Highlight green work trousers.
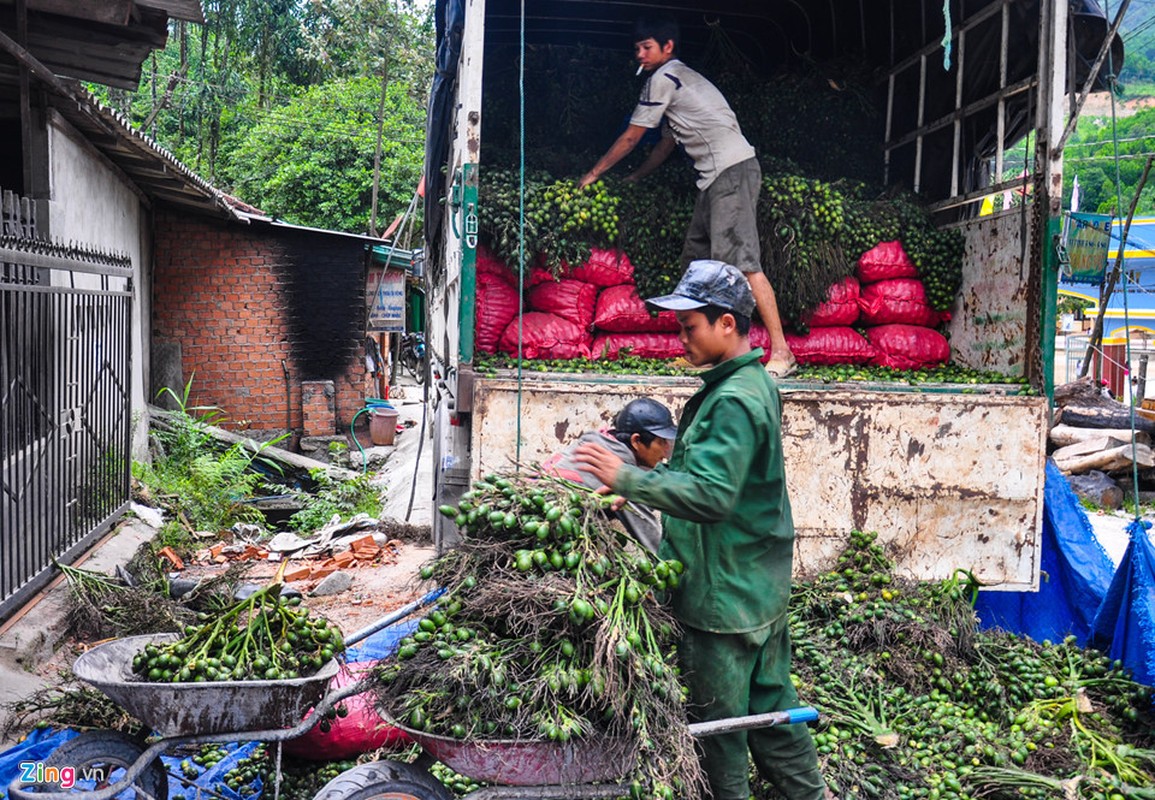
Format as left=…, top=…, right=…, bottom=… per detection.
left=678, top=615, right=827, bottom=800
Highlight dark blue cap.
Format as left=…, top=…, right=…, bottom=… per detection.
left=614, top=398, right=678, bottom=439
left=646, top=260, right=755, bottom=318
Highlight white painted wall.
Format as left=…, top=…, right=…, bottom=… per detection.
left=46, top=118, right=151, bottom=460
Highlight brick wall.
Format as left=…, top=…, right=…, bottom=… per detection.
left=152, top=208, right=369, bottom=436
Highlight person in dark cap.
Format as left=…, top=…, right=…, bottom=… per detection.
left=540, top=397, right=676, bottom=554
left=574, top=259, right=828, bottom=800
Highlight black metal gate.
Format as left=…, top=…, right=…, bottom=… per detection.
left=0, top=230, right=133, bottom=621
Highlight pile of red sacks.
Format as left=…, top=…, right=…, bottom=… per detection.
left=474, top=241, right=952, bottom=370
left=784, top=241, right=952, bottom=370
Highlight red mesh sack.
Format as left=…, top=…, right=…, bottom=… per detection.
left=499, top=313, right=591, bottom=360
left=857, top=240, right=918, bottom=283
left=283, top=660, right=410, bottom=760
left=528, top=264, right=564, bottom=286
left=749, top=324, right=775, bottom=364
left=570, top=248, right=634, bottom=287
left=476, top=271, right=522, bottom=355
left=527, top=279, right=598, bottom=329
left=866, top=324, right=950, bottom=370
left=803, top=277, right=861, bottom=327
left=785, top=327, right=877, bottom=366
left=476, top=245, right=517, bottom=286
left=591, top=332, right=684, bottom=360
left=593, top=285, right=681, bottom=333
left=858, top=278, right=943, bottom=327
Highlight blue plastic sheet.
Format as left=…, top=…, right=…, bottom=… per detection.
left=0, top=728, right=78, bottom=800
left=1090, top=518, right=1155, bottom=687
left=976, top=461, right=1117, bottom=645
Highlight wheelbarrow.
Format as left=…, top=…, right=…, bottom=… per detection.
left=308, top=707, right=820, bottom=800
left=6, top=592, right=442, bottom=800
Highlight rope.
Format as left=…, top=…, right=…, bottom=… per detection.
left=514, top=0, right=527, bottom=471
left=1080, top=341, right=1133, bottom=373
left=941, top=0, right=953, bottom=70
left=1103, top=0, right=1142, bottom=517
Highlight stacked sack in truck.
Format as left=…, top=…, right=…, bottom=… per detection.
left=771, top=240, right=951, bottom=370
left=478, top=247, right=688, bottom=362
left=853, top=241, right=951, bottom=370
left=475, top=241, right=952, bottom=369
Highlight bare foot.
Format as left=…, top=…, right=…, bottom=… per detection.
left=765, top=353, right=797, bottom=378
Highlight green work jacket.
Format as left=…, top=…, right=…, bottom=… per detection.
left=614, top=349, right=795, bottom=634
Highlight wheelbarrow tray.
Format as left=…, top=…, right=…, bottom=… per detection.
left=73, top=633, right=340, bottom=738
left=391, top=720, right=635, bottom=786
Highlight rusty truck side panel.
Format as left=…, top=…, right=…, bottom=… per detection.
left=470, top=375, right=1046, bottom=589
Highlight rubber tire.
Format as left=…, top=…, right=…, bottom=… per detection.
left=41, top=731, right=168, bottom=800
left=312, top=761, right=451, bottom=800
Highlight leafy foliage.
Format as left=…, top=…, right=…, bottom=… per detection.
left=280, top=469, right=382, bottom=532
left=224, top=77, right=424, bottom=232
left=1064, top=109, right=1155, bottom=215
left=133, top=380, right=283, bottom=534
left=86, top=0, right=433, bottom=233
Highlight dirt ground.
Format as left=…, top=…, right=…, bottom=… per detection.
left=177, top=536, right=438, bottom=638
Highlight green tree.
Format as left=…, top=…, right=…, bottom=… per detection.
left=224, top=77, right=424, bottom=232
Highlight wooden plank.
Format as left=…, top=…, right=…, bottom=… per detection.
left=28, top=0, right=133, bottom=25
left=148, top=405, right=360, bottom=482
left=1054, top=443, right=1155, bottom=475
left=1049, top=424, right=1151, bottom=447
left=1057, top=406, right=1155, bottom=433
left=1050, top=436, right=1127, bottom=462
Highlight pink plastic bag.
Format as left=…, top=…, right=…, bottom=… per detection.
left=803, top=277, right=861, bottom=327
left=866, top=324, right=951, bottom=370
left=476, top=271, right=523, bottom=355
left=858, top=278, right=943, bottom=327
left=857, top=240, right=918, bottom=283
left=591, top=332, right=684, bottom=360
left=785, top=327, right=877, bottom=365
left=593, top=285, right=681, bottom=333
left=528, top=278, right=598, bottom=330
left=499, top=313, right=592, bottom=360
left=283, top=660, right=410, bottom=761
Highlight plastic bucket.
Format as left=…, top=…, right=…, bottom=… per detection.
left=369, top=407, right=399, bottom=446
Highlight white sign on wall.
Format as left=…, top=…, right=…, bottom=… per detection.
left=367, top=269, right=406, bottom=333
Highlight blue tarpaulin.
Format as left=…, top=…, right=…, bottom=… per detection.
left=976, top=461, right=1117, bottom=645
left=1091, top=518, right=1155, bottom=687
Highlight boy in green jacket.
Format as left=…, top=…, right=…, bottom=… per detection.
left=574, top=259, right=827, bottom=800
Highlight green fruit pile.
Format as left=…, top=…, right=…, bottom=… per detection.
left=176, top=745, right=359, bottom=800
left=776, top=531, right=1154, bottom=800
left=478, top=164, right=966, bottom=323
left=375, top=472, right=701, bottom=800
left=478, top=169, right=619, bottom=275
left=130, top=582, right=343, bottom=683
left=612, top=174, right=698, bottom=299
left=758, top=172, right=851, bottom=329
left=472, top=353, right=1037, bottom=394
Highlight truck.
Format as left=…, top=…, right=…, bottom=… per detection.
left=420, top=0, right=1121, bottom=589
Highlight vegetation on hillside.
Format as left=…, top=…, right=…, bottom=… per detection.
left=87, top=0, right=433, bottom=236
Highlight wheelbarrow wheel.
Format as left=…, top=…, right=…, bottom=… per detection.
left=312, top=761, right=451, bottom=800
left=41, top=731, right=168, bottom=800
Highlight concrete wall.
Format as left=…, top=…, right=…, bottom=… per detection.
left=46, top=115, right=151, bottom=459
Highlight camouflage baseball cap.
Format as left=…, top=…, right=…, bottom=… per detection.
left=646, top=260, right=755, bottom=318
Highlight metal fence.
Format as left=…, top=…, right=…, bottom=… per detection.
left=0, top=233, right=133, bottom=621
